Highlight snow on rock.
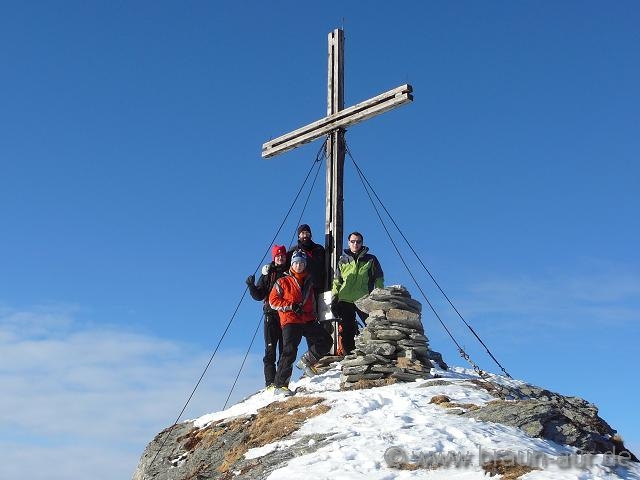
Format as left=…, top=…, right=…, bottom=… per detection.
left=132, top=363, right=640, bottom=480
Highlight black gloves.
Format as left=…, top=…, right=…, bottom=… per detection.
left=292, top=303, right=303, bottom=315
left=245, top=274, right=255, bottom=286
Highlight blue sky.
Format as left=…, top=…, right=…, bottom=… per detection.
left=1, top=2, right=638, bottom=478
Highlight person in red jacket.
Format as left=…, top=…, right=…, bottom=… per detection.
left=269, top=249, right=331, bottom=396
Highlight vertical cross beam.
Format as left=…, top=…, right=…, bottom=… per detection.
left=325, top=29, right=345, bottom=291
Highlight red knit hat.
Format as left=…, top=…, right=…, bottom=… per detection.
left=272, top=244, right=287, bottom=260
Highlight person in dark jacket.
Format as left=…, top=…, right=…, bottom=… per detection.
left=246, top=244, right=288, bottom=387
left=331, top=231, right=384, bottom=355
left=287, top=224, right=326, bottom=291
left=269, top=250, right=331, bottom=396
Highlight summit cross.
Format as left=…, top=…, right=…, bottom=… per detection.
left=262, top=28, right=413, bottom=290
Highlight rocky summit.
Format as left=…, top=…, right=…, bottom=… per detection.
left=132, top=287, right=638, bottom=480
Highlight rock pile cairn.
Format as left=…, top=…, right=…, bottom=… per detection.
left=341, top=285, right=440, bottom=388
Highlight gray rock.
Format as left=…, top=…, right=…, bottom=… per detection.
left=369, top=365, right=400, bottom=374
left=390, top=371, right=428, bottom=382
left=379, top=323, right=422, bottom=336
left=372, top=353, right=393, bottom=363
left=366, top=309, right=387, bottom=319
left=364, top=317, right=391, bottom=329
left=341, top=354, right=379, bottom=367
left=403, top=349, right=415, bottom=360
left=446, top=407, right=466, bottom=415
left=419, top=379, right=454, bottom=388
left=386, top=309, right=424, bottom=330
left=354, top=341, right=396, bottom=356
left=342, top=365, right=372, bottom=375
left=463, top=389, right=638, bottom=460
left=397, top=339, right=428, bottom=349
left=357, top=328, right=373, bottom=343
left=372, top=329, right=407, bottom=341
left=368, top=285, right=412, bottom=299
left=355, top=296, right=422, bottom=315
left=342, top=373, right=386, bottom=382
left=403, top=367, right=429, bottom=376
left=414, top=354, right=434, bottom=368
left=427, top=349, right=448, bottom=370
left=132, top=422, right=194, bottom=480
left=409, top=332, right=429, bottom=343
left=361, top=343, right=396, bottom=356
left=397, top=345, right=429, bottom=358
left=133, top=417, right=335, bottom=480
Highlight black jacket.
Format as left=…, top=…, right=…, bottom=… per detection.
left=287, top=240, right=326, bottom=291
left=249, top=262, right=287, bottom=313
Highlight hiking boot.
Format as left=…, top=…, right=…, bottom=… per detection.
left=296, top=360, right=318, bottom=377
left=265, top=384, right=275, bottom=392
left=296, top=351, right=319, bottom=377
left=272, top=386, right=293, bottom=397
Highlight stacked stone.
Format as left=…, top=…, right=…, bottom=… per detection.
left=340, top=285, right=435, bottom=388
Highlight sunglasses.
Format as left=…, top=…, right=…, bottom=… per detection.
left=349, top=239, right=362, bottom=244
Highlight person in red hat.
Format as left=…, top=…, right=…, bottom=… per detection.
left=268, top=249, right=331, bottom=396
left=246, top=244, right=288, bottom=388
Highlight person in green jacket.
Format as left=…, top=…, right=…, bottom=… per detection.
left=331, top=231, right=384, bottom=355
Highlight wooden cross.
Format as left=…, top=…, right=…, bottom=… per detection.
left=262, top=29, right=412, bottom=290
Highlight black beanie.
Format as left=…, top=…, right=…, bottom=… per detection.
left=298, top=224, right=311, bottom=235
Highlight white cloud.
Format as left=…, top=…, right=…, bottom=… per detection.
left=0, top=304, right=263, bottom=480
left=455, top=264, right=640, bottom=333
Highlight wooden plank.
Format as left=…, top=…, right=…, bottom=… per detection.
left=265, top=84, right=411, bottom=152
left=262, top=84, right=413, bottom=158
left=327, top=29, right=344, bottom=116
left=326, top=28, right=345, bottom=355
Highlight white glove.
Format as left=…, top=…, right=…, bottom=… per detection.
left=261, top=264, right=271, bottom=275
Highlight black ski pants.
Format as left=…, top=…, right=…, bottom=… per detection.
left=337, top=301, right=368, bottom=355
left=274, top=321, right=332, bottom=388
left=263, top=311, right=283, bottom=387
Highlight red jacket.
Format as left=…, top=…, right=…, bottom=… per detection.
left=269, top=269, right=316, bottom=327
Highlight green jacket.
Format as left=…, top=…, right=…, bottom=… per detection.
left=332, top=246, right=384, bottom=303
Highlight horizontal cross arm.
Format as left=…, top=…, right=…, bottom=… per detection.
left=262, top=84, right=413, bottom=159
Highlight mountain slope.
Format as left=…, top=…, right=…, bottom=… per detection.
left=133, top=363, right=640, bottom=480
